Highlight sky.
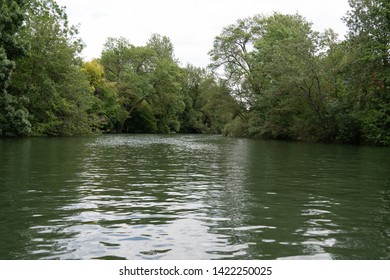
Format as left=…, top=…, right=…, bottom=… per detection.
left=55, top=0, right=351, bottom=67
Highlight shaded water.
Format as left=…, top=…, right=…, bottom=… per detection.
left=0, top=135, right=389, bottom=259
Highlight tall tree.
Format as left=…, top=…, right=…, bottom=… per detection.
left=101, top=35, right=185, bottom=133
left=147, top=33, right=175, bottom=61
left=211, top=13, right=339, bottom=141
left=0, top=0, right=31, bottom=136
left=9, top=0, right=98, bottom=136
left=101, top=37, right=158, bottom=132
left=342, top=0, right=390, bottom=145
left=209, top=16, right=264, bottom=106
left=252, top=13, right=338, bottom=141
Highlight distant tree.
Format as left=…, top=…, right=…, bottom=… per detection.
left=147, top=33, right=175, bottom=61
left=101, top=35, right=185, bottom=133
left=180, top=65, right=238, bottom=134
left=82, top=59, right=125, bottom=132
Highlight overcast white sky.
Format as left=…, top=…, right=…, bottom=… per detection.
left=55, top=0, right=351, bottom=67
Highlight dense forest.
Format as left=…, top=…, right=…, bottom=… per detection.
left=0, top=0, right=388, bottom=145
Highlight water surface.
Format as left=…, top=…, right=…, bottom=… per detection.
left=0, top=135, right=389, bottom=259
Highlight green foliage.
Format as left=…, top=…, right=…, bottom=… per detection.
left=341, top=0, right=390, bottom=145
left=82, top=59, right=125, bottom=132
left=0, top=92, right=31, bottom=136
left=0, top=0, right=31, bottom=136
left=0, top=47, right=14, bottom=95
left=254, top=13, right=339, bottom=142
left=0, top=0, right=236, bottom=138
left=124, top=100, right=157, bottom=133
left=100, top=36, right=186, bottom=134
left=211, top=7, right=389, bottom=146
left=209, top=16, right=264, bottom=105
left=8, top=0, right=98, bottom=136
left=147, top=33, right=175, bottom=61
left=1, top=0, right=387, bottom=145
left=0, top=0, right=26, bottom=60
left=180, top=65, right=238, bottom=134
left=223, top=117, right=249, bottom=138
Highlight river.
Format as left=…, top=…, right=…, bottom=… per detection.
left=0, top=134, right=389, bottom=259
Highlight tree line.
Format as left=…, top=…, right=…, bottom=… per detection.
left=0, top=0, right=388, bottom=145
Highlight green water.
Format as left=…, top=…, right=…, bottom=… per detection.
left=0, top=135, right=389, bottom=260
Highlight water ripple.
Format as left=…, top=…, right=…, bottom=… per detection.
left=1, top=135, right=389, bottom=259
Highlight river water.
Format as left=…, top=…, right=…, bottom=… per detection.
left=0, top=134, right=388, bottom=259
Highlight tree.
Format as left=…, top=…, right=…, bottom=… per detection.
left=209, top=16, right=264, bottom=107
left=0, top=0, right=31, bottom=136
left=252, top=13, right=340, bottom=141
left=101, top=37, right=157, bottom=132
left=101, top=35, right=185, bottom=133
left=147, top=33, right=175, bottom=61
left=8, top=0, right=99, bottom=136
left=345, top=0, right=389, bottom=70
left=0, top=0, right=26, bottom=61
left=146, top=34, right=185, bottom=132
left=342, top=0, right=390, bottom=145
left=180, top=65, right=239, bottom=134
left=210, top=13, right=340, bottom=141
left=82, top=59, right=125, bottom=132
left=180, top=65, right=208, bottom=133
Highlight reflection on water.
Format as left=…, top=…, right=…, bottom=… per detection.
left=0, top=135, right=389, bottom=259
